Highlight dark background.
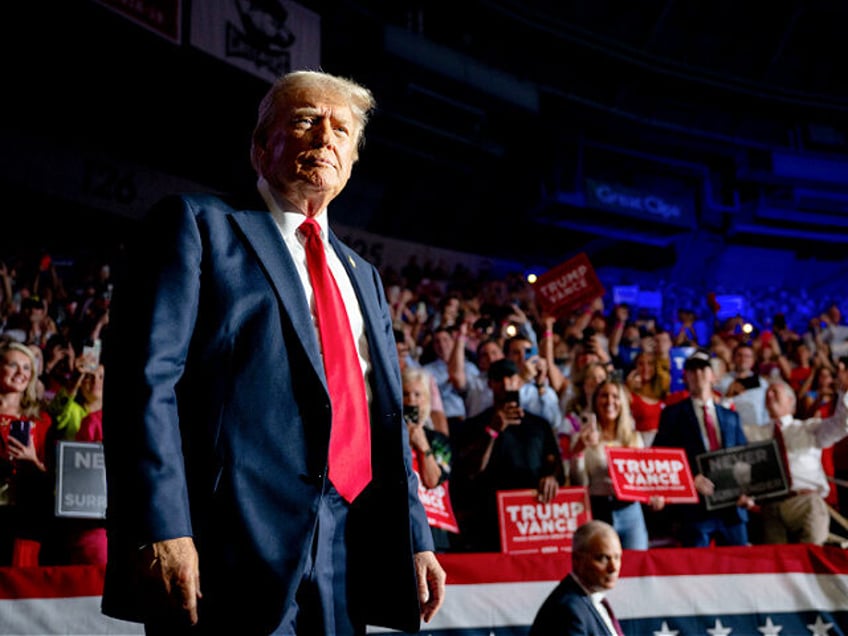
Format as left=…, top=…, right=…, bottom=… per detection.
left=2, top=1, right=847, bottom=296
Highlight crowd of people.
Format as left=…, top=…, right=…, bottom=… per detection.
left=386, top=258, right=848, bottom=552
left=0, top=250, right=111, bottom=566
left=0, top=241, right=846, bottom=566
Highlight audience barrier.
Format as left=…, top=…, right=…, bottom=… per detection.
left=1, top=545, right=846, bottom=634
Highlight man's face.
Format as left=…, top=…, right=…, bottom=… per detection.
left=259, top=88, right=358, bottom=208
left=491, top=373, right=521, bottom=402
left=766, top=383, right=794, bottom=419
left=432, top=331, right=453, bottom=362
left=685, top=365, right=714, bottom=395
left=506, top=338, right=533, bottom=368
left=574, top=531, right=622, bottom=593
left=734, top=347, right=755, bottom=372
left=477, top=341, right=504, bottom=372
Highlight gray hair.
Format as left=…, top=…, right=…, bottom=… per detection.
left=250, top=70, right=376, bottom=173
left=572, top=520, right=618, bottom=555
left=768, top=378, right=797, bottom=412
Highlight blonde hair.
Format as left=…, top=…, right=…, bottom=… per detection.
left=0, top=341, right=42, bottom=418
left=250, top=70, right=376, bottom=172
left=401, top=367, right=433, bottom=425
left=592, top=379, right=640, bottom=448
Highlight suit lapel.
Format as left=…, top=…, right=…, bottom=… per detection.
left=229, top=210, right=326, bottom=384
left=685, top=400, right=708, bottom=453
left=328, top=230, right=384, bottom=359
left=568, top=576, right=611, bottom=635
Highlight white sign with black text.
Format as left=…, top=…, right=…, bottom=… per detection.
left=55, top=441, right=107, bottom=519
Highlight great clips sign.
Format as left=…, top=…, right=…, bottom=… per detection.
left=585, top=179, right=693, bottom=228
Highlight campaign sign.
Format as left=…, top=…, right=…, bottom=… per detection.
left=533, top=253, right=605, bottom=317
left=497, top=488, right=591, bottom=555
left=607, top=447, right=698, bottom=503
left=669, top=346, right=695, bottom=393
left=696, top=440, right=790, bottom=510
left=416, top=476, right=460, bottom=533
left=55, top=441, right=107, bottom=519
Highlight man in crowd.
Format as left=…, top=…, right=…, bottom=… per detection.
left=653, top=349, right=750, bottom=546
left=424, top=325, right=480, bottom=429
left=453, top=359, right=564, bottom=551
left=103, top=70, right=444, bottom=634
left=744, top=379, right=848, bottom=544
left=529, top=521, right=625, bottom=636
left=504, top=334, right=564, bottom=433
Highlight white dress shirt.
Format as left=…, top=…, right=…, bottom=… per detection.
left=745, top=391, right=848, bottom=497
left=691, top=397, right=723, bottom=449
left=258, top=178, right=372, bottom=398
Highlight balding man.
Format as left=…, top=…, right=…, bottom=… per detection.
left=744, top=379, right=848, bottom=544
left=530, top=521, right=625, bottom=636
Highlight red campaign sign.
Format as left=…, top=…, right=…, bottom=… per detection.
left=416, top=475, right=460, bottom=534
left=497, top=488, right=591, bottom=555
left=533, top=253, right=605, bottom=317
left=606, top=447, right=698, bottom=503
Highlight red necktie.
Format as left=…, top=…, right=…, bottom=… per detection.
left=601, top=597, right=625, bottom=636
left=300, top=218, right=371, bottom=502
left=773, top=420, right=793, bottom=485
left=702, top=403, right=720, bottom=451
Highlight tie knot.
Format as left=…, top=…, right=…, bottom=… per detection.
left=299, top=217, right=321, bottom=240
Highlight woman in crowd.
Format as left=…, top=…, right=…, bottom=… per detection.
left=569, top=378, right=649, bottom=550
left=0, top=340, right=53, bottom=565
left=562, top=360, right=608, bottom=434
left=626, top=351, right=667, bottom=446
left=402, top=367, right=455, bottom=551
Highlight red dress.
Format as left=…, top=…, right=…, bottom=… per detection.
left=630, top=392, right=664, bottom=433
left=0, top=411, right=52, bottom=566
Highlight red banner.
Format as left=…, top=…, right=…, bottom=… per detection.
left=533, top=253, right=605, bottom=317
left=606, top=447, right=698, bottom=503
left=416, top=476, right=460, bottom=533
left=497, top=488, right=591, bottom=555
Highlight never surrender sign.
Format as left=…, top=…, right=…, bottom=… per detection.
left=497, top=488, right=591, bottom=555
left=607, top=447, right=698, bottom=503
left=55, top=441, right=107, bottom=519
left=533, top=253, right=605, bottom=317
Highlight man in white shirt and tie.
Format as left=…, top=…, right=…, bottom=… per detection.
left=653, top=349, right=750, bottom=547
left=744, top=379, right=848, bottom=544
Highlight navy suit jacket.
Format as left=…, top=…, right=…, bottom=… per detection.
left=529, top=574, right=616, bottom=636
left=653, top=398, right=748, bottom=523
left=102, top=194, right=432, bottom=632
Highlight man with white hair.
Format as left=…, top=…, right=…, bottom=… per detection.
left=744, top=379, right=848, bottom=544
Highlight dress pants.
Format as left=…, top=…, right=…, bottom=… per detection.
left=761, top=492, right=829, bottom=545
left=681, top=517, right=748, bottom=547
left=277, top=484, right=361, bottom=635
left=145, top=484, right=362, bottom=636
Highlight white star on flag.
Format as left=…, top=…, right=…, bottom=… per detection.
left=807, top=615, right=834, bottom=635
left=653, top=620, right=679, bottom=636
left=707, top=619, right=733, bottom=635
left=758, top=617, right=783, bottom=635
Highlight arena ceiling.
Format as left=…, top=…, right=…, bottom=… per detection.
left=2, top=1, right=847, bottom=270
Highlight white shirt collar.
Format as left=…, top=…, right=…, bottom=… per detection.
left=257, top=176, right=329, bottom=241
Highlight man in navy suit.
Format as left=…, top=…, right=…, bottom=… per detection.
left=652, top=348, right=749, bottom=547
left=102, top=71, right=445, bottom=634
left=529, top=521, right=625, bottom=636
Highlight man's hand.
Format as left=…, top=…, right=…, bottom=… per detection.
left=493, top=403, right=522, bottom=432
left=414, top=550, right=446, bottom=623
left=145, top=537, right=202, bottom=625
left=537, top=475, right=558, bottom=503
left=693, top=473, right=715, bottom=496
